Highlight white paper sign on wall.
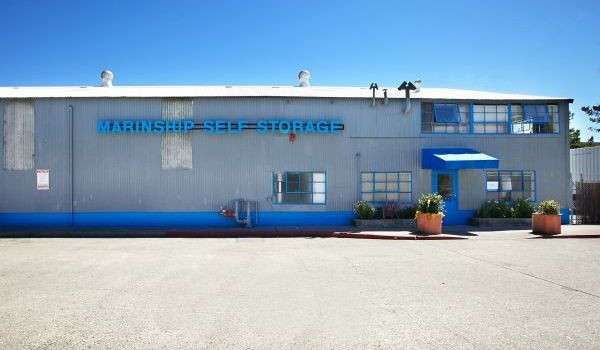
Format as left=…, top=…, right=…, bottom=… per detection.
left=36, top=169, right=50, bottom=190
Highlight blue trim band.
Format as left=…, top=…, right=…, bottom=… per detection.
left=0, top=211, right=355, bottom=229
left=444, top=209, right=477, bottom=226
left=560, top=208, right=570, bottom=225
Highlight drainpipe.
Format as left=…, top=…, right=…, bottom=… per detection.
left=68, top=104, right=74, bottom=227
left=355, top=152, right=362, bottom=202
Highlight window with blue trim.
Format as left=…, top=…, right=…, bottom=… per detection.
left=486, top=170, right=535, bottom=201
left=361, top=172, right=412, bottom=202
left=433, top=104, right=461, bottom=123
left=422, top=103, right=469, bottom=133
left=473, top=105, right=508, bottom=133
left=273, top=172, right=326, bottom=204
left=511, top=104, right=559, bottom=134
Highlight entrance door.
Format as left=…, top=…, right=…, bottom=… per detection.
left=432, top=170, right=459, bottom=224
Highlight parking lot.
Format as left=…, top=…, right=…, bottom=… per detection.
left=1, top=229, right=600, bottom=349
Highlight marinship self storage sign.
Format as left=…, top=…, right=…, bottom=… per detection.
left=97, top=119, right=344, bottom=134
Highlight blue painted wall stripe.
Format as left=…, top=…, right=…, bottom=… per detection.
left=0, top=209, right=570, bottom=228
left=0, top=211, right=355, bottom=228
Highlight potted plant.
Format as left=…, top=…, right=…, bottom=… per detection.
left=532, top=200, right=561, bottom=236
left=415, top=193, right=444, bottom=235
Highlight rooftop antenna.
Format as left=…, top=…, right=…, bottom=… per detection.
left=369, top=83, right=378, bottom=106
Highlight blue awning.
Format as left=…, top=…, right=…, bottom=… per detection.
left=422, top=148, right=499, bottom=170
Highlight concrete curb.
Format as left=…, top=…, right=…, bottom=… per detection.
left=0, top=228, right=469, bottom=240
left=333, top=232, right=468, bottom=240
left=165, top=229, right=334, bottom=238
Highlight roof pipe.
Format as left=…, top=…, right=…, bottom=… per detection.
left=398, top=81, right=417, bottom=114
left=369, top=83, right=378, bottom=107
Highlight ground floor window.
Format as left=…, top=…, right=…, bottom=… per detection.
left=273, top=172, right=326, bottom=204
left=486, top=170, right=535, bottom=201
left=361, top=172, right=412, bottom=202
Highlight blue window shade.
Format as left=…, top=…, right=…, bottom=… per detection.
left=523, top=105, right=549, bottom=124
left=433, top=104, right=460, bottom=123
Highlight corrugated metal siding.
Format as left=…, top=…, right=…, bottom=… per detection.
left=3, top=101, right=34, bottom=170
left=0, top=100, right=3, bottom=169
left=161, top=99, right=193, bottom=169
left=571, top=146, right=600, bottom=182
left=70, top=98, right=163, bottom=211
left=0, top=97, right=571, bottom=215
left=0, top=100, right=70, bottom=211
left=459, top=170, right=484, bottom=210
left=423, top=135, right=570, bottom=206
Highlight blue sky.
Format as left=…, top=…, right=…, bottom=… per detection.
left=1, top=0, right=598, bottom=138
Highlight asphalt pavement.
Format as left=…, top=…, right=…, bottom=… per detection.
left=1, top=228, right=599, bottom=349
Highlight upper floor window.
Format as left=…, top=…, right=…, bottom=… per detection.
left=486, top=170, right=535, bottom=201
left=511, top=104, right=559, bottom=134
left=273, top=171, right=326, bottom=204
left=421, top=103, right=469, bottom=133
left=360, top=172, right=412, bottom=202
left=473, top=105, right=508, bottom=134
left=421, top=102, right=560, bottom=135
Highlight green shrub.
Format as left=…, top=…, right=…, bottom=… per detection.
left=397, top=206, right=417, bottom=219
left=381, top=201, right=400, bottom=219
left=354, top=201, right=374, bottom=219
left=416, top=193, right=444, bottom=215
left=477, top=200, right=513, bottom=218
left=373, top=207, right=383, bottom=219
left=513, top=198, right=535, bottom=218
left=379, top=201, right=416, bottom=219
left=536, top=200, right=560, bottom=215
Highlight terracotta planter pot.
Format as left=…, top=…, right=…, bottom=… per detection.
left=416, top=213, right=443, bottom=235
left=532, top=213, right=561, bottom=235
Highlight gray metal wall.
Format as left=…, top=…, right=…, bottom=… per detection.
left=0, top=97, right=571, bottom=214
left=571, top=146, right=600, bottom=183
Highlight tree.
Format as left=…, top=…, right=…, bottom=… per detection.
left=569, top=112, right=585, bottom=149
left=581, top=105, right=600, bottom=133
left=570, top=127, right=582, bottom=148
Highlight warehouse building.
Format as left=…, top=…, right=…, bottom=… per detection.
left=571, top=145, right=600, bottom=183
left=0, top=71, right=572, bottom=228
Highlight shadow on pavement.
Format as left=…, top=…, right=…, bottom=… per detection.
left=528, top=234, right=600, bottom=239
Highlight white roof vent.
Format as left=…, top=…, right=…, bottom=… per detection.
left=100, top=70, right=114, bottom=87
left=298, top=70, right=311, bottom=87
left=414, top=80, right=422, bottom=93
